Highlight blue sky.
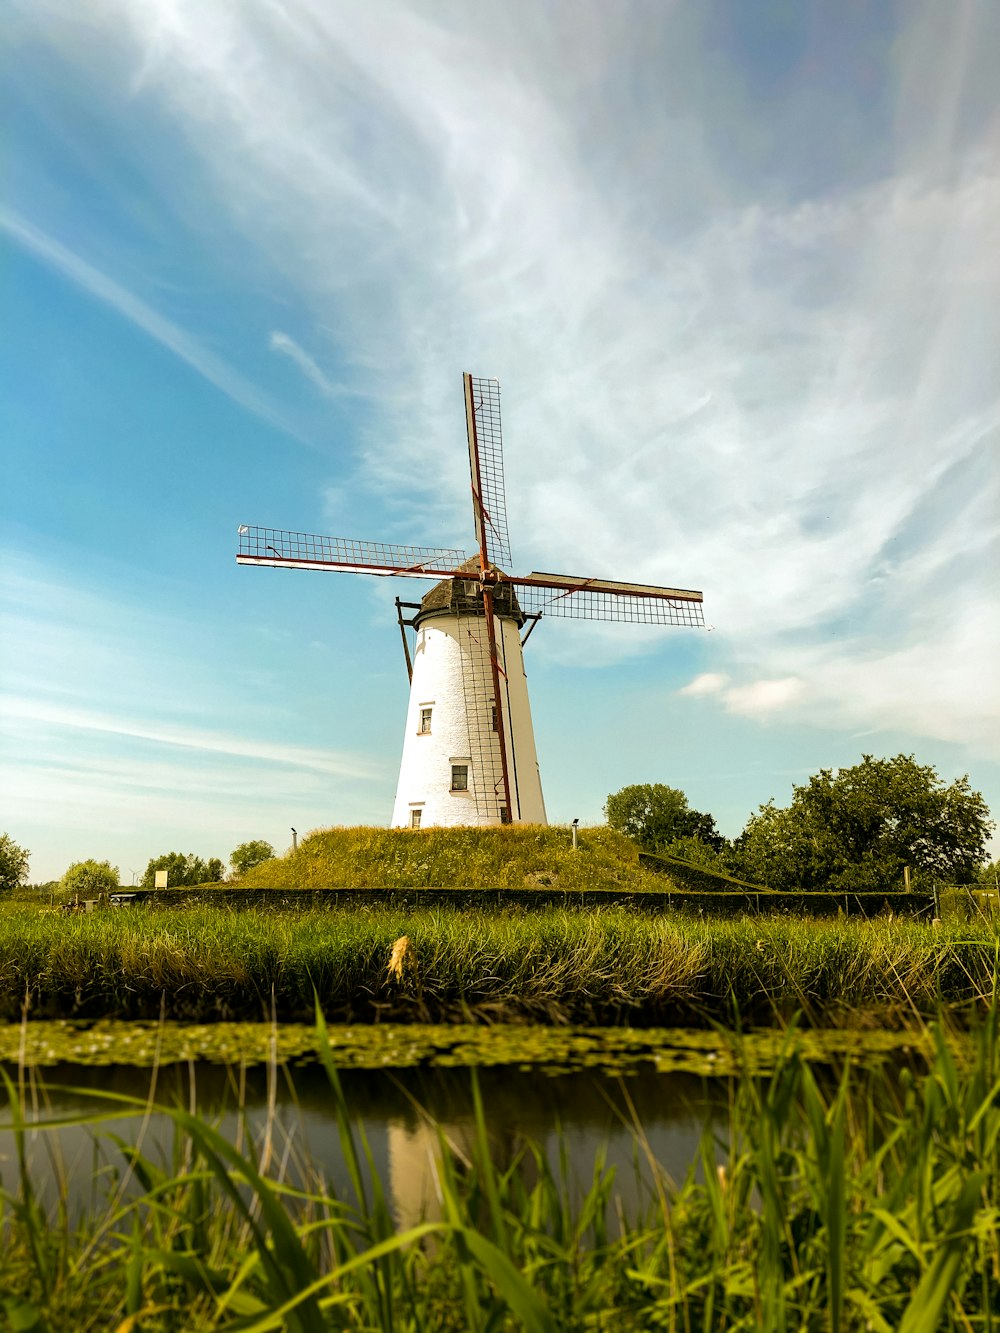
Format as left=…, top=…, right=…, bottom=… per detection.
left=2, top=0, right=998, bottom=883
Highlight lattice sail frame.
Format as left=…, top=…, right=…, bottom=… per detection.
left=463, top=373, right=516, bottom=820
left=465, top=376, right=512, bottom=569
left=236, top=527, right=466, bottom=577
left=515, top=578, right=704, bottom=626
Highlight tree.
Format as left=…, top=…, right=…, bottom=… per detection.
left=230, top=840, right=276, bottom=878
left=728, top=801, right=825, bottom=889
left=729, top=755, right=994, bottom=890
left=604, top=784, right=725, bottom=854
left=0, top=834, right=30, bottom=894
left=60, top=859, right=119, bottom=898
left=141, top=852, right=225, bottom=890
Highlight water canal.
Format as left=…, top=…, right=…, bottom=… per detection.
left=0, top=1021, right=931, bottom=1226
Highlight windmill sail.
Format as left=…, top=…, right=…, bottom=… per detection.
left=464, top=375, right=512, bottom=569
left=463, top=373, right=515, bottom=820
left=237, top=526, right=467, bottom=577
left=513, top=572, right=705, bottom=625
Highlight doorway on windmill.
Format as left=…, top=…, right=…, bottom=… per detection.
left=450, top=763, right=469, bottom=792
left=409, top=807, right=423, bottom=829
left=418, top=706, right=433, bottom=734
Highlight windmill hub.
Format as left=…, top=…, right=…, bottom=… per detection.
left=236, top=373, right=705, bottom=830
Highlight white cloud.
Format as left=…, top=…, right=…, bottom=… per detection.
left=679, top=673, right=730, bottom=698
left=677, top=589, right=1000, bottom=751
left=721, top=678, right=807, bottom=718
left=789, top=605, right=1000, bottom=752
left=678, top=670, right=807, bottom=719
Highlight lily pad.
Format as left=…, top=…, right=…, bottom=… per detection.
left=0, top=1020, right=942, bottom=1077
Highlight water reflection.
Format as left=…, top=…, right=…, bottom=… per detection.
left=0, top=1061, right=725, bottom=1226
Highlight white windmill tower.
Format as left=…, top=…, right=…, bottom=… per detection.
left=237, top=373, right=705, bottom=828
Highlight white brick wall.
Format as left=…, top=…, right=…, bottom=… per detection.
left=391, top=612, right=546, bottom=827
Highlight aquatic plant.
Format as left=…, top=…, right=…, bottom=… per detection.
left=0, top=1016, right=942, bottom=1075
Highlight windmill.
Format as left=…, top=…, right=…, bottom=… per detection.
left=237, top=374, right=704, bottom=829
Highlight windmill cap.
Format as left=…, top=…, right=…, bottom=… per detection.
left=415, top=558, right=525, bottom=628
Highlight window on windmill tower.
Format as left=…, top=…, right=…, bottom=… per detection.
left=410, top=808, right=423, bottom=829
left=419, top=707, right=433, bottom=734
left=450, top=763, right=469, bottom=792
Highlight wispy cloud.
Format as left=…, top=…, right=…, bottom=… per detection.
left=0, top=207, right=303, bottom=441
left=0, top=695, right=381, bottom=779
left=678, top=583, right=1000, bottom=752
left=270, top=330, right=341, bottom=397
left=10, top=0, right=1000, bottom=768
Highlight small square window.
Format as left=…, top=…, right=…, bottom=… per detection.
left=418, top=707, right=432, bottom=734
left=451, top=764, right=469, bottom=792
left=410, top=808, right=422, bottom=829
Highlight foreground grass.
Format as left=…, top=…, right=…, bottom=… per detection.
left=1, top=1012, right=999, bottom=1330
left=0, top=904, right=997, bottom=1025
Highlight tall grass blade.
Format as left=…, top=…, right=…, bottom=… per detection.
left=163, top=1108, right=327, bottom=1333
left=897, top=1171, right=988, bottom=1333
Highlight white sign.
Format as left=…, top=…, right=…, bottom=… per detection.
left=154, top=870, right=168, bottom=889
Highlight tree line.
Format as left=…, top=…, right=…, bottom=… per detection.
left=605, top=754, right=996, bottom=890
left=0, top=837, right=277, bottom=897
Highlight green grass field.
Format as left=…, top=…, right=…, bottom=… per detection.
left=1, top=902, right=996, bottom=1025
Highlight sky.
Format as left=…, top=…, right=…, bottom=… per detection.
left=2, top=0, right=998, bottom=884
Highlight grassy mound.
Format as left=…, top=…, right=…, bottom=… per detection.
left=238, top=824, right=668, bottom=891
